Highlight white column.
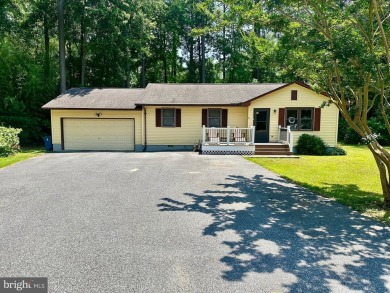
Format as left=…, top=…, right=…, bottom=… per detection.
left=202, top=125, right=206, bottom=144
left=251, top=126, right=255, bottom=144
left=226, top=126, right=230, bottom=145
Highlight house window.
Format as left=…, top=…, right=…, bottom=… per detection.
left=162, top=108, right=175, bottom=127
left=286, top=108, right=313, bottom=130
left=208, top=109, right=221, bottom=127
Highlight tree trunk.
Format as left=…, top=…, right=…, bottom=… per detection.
left=80, top=7, right=86, bottom=87
left=376, top=157, right=390, bottom=208
left=67, top=41, right=72, bottom=88
left=222, top=4, right=226, bottom=81
left=141, top=56, right=146, bottom=88
left=124, top=50, right=130, bottom=88
left=189, top=37, right=195, bottom=82
left=201, top=34, right=206, bottom=83
left=172, top=31, right=177, bottom=82
left=230, top=26, right=236, bottom=82
left=58, top=0, right=66, bottom=93
left=43, top=14, right=50, bottom=82
left=163, top=31, right=168, bottom=83
left=369, top=143, right=390, bottom=208
left=197, top=37, right=201, bottom=83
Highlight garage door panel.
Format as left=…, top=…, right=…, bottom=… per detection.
left=63, top=119, right=135, bottom=151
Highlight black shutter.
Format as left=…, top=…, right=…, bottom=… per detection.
left=175, top=109, right=181, bottom=127
left=202, top=109, right=208, bottom=126
left=222, top=109, right=228, bottom=127
left=156, top=109, right=161, bottom=127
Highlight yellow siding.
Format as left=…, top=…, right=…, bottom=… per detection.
left=145, top=106, right=248, bottom=145
left=51, top=109, right=143, bottom=146
left=248, top=84, right=339, bottom=146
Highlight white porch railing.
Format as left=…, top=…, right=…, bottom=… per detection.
left=278, top=125, right=294, bottom=152
left=202, top=126, right=255, bottom=145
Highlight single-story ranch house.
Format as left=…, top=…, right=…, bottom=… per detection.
left=42, top=82, right=339, bottom=155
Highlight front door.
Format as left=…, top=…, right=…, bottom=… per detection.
left=253, top=108, right=270, bottom=143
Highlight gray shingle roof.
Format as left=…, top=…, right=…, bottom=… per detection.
left=138, top=83, right=286, bottom=105
left=42, top=83, right=291, bottom=109
left=42, top=88, right=144, bottom=110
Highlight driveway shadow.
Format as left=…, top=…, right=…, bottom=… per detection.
left=158, top=174, right=390, bottom=292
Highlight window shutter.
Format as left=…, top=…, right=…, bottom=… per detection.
left=202, top=109, right=208, bottom=126
left=314, top=108, right=321, bottom=131
left=291, top=90, right=298, bottom=100
left=175, top=109, right=181, bottom=127
left=156, top=108, right=161, bottom=127
left=278, top=108, right=285, bottom=127
left=222, top=109, right=228, bottom=127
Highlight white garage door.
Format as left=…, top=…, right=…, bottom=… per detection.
left=63, top=119, right=135, bottom=151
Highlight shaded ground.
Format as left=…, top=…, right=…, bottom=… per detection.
left=0, top=152, right=389, bottom=292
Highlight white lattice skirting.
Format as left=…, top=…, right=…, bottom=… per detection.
left=202, top=150, right=255, bottom=155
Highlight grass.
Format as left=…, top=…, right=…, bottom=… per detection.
left=247, top=145, right=390, bottom=226
left=0, top=148, right=45, bottom=169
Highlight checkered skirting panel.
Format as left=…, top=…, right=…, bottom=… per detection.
left=201, top=150, right=255, bottom=155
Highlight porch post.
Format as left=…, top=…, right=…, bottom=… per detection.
left=277, top=125, right=281, bottom=143
left=251, top=126, right=255, bottom=144
left=287, top=126, right=290, bottom=144
left=226, top=126, right=230, bottom=145
left=202, top=125, right=206, bottom=144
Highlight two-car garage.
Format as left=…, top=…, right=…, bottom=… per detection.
left=62, top=118, right=135, bottom=151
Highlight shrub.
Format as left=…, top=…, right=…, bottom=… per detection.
left=296, top=134, right=328, bottom=155
left=328, top=146, right=347, bottom=156
left=0, top=126, right=22, bottom=157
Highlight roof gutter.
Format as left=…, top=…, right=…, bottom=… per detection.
left=134, top=103, right=242, bottom=107
left=41, top=107, right=140, bottom=110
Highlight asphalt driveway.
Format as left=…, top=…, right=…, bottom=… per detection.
left=0, top=152, right=389, bottom=293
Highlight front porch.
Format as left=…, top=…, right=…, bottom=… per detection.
left=201, top=126, right=294, bottom=155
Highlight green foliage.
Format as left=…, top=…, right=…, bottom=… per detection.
left=328, top=146, right=347, bottom=156
left=0, top=126, right=22, bottom=157
left=338, top=117, right=362, bottom=144
left=339, top=114, right=390, bottom=146
left=296, top=134, right=328, bottom=156
left=368, top=116, right=390, bottom=146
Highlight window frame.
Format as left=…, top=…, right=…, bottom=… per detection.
left=285, top=108, right=314, bottom=131
left=207, top=108, right=222, bottom=128
left=161, top=108, right=176, bottom=127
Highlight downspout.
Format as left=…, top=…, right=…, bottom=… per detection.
left=143, top=107, right=147, bottom=152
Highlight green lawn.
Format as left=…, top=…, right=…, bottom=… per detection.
left=0, top=148, right=45, bottom=169
left=247, top=145, right=390, bottom=225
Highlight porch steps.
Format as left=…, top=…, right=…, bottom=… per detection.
left=254, top=144, right=293, bottom=156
